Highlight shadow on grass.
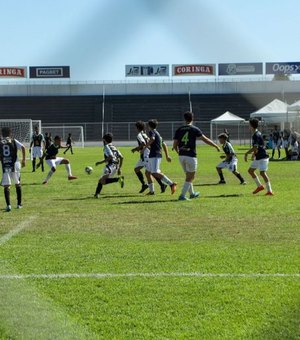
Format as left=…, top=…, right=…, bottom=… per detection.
left=22, top=182, right=44, bottom=186
left=113, top=199, right=177, bottom=205
left=194, top=183, right=219, bottom=187
left=203, top=194, right=243, bottom=198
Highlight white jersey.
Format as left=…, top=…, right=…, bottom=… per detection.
left=137, top=131, right=150, bottom=159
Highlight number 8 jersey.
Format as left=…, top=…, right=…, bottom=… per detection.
left=0, top=138, right=18, bottom=172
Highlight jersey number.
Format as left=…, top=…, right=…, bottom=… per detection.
left=181, top=132, right=189, bottom=145
left=3, top=144, right=11, bottom=157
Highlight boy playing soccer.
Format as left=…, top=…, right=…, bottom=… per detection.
left=64, top=133, right=74, bottom=155
left=94, top=133, right=124, bottom=198
left=244, top=118, right=273, bottom=195
left=37, top=136, right=77, bottom=184
left=216, top=133, right=246, bottom=185
left=30, top=125, right=45, bottom=172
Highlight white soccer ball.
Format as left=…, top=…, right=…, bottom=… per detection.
left=85, top=166, right=93, bottom=174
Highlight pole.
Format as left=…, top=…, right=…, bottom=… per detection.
left=188, top=91, right=193, bottom=112
left=101, top=86, right=105, bottom=138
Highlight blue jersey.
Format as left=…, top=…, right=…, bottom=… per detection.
left=149, top=129, right=163, bottom=158
left=252, top=130, right=269, bottom=160
left=173, top=124, right=202, bottom=157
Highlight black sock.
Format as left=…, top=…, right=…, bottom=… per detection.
left=219, top=172, right=225, bottom=181
left=155, top=177, right=164, bottom=188
left=235, top=173, right=244, bottom=183
left=16, top=186, right=22, bottom=205
left=136, top=171, right=145, bottom=185
left=106, top=178, right=119, bottom=184
left=95, top=183, right=103, bottom=195
left=32, top=159, right=36, bottom=170
left=4, top=187, right=10, bottom=206
left=41, top=159, right=44, bottom=171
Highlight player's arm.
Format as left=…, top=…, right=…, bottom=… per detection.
left=131, top=144, right=144, bottom=153
left=21, top=145, right=26, bottom=167
left=172, top=139, right=179, bottom=154
left=162, top=141, right=172, bottom=162
left=200, top=135, right=221, bottom=152
left=95, top=158, right=106, bottom=166
left=244, top=146, right=257, bottom=162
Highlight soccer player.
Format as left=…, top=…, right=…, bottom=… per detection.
left=146, top=119, right=176, bottom=195
left=0, top=127, right=26, bottom=211
left=64, top=133, right=74, bottom=155
left=131, top=121, right=166, bottom=194
left=244, top=118, right=273, bottom=195
left=37, top=135, right=77, bottom=184
left=94, top=133, right=124, bottom=198
left=30, top=126, right=45, bottom=172
left=270, top=125, right=282, bottom=159
left=173, top=111, right=220, bottom=201
left=216, top=133, right=246, bottom=185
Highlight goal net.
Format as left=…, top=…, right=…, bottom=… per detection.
left=0, top=119, right=41, bottom=145
left=41, top=126, right=85, bottom=148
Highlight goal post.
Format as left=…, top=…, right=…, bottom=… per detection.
left=41, top=125, right=85, bottom=148
left=0, top=119, right=34, bottom=145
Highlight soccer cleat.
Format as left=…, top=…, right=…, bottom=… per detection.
left=17, top=205, right=23, bottom=209
left=68, top=176, right=78, bottom=181
left=265, top=191, right=274, bottom=196
left=94, top=194, right=99, bottom=199
left=6, top=205, right=12, bottom=212
left=190, top=192, right=200, bottom=199
left=42, top=180, right=48, bottom=185
left=146, top=192, right=155, bottom=195
left=218, top=180, right=226, bottom=184
left=178, top=195, right=190, bottom=201
left=139, top=184, right=148, bottom=193
left=118, top=176, right=125, bottom=188
left=252, top=185, right=264, bottom=194
left=170, top=182, right=177, bottom=194
left=160, top=184, right=167, bottom=193
left=240, top=181, right=247, bottom=185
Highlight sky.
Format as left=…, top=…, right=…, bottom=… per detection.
left=1, top=0, right=300, bottom=81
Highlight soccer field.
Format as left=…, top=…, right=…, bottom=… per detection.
left=0, top=145, right=299, bottom=339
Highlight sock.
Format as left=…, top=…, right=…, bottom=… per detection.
left=136, top=171, right=145, bottom=185
left=254, top=176, right=262, bottom=187
left=41, top=159, right=44, bottom=171
left=106, top=178, right=119, bottom=184
left=181, top=182, right=191, bottom=197
left=45, top=170, right=54, bottom=182
left=155, top=177, right=164, bottom=188
left=65, top=164, right=72, bottom=176
left=278, top=150, right=281, bottom=158
left=235, top=173, right=245, bottom=183
left=4, top=187, right=10, bottom=206
left=32, top=159, right=36, bottom=170
left=148, top=183, right=154, bottom=193
left=95, top=183, right=103, bottom=195
left=161, top=175, right=173, bottom=186
left=218, top=171, right=225, bottom=181
left=189, top=183, right=194, bottom=195
left=266, top=181, right=272, bottom=192
left=16, top=186, right=22, bottom=205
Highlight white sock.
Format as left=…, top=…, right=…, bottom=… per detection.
left=254, top=176, right=262, bottom=187
left=161, top=175, right=173, bottom=186
left=266, top=181, right=272, bottom=192
left=181, top=182, right=191, bottom=197
left=189, top=183, right=194, bottom=195
left=65, top=164, right=72, bottom=176
left=148, top=183, right=154, bottom=193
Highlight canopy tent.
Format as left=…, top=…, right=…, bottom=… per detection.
left=250, top=99, right=298, bottom=125
left=288, top=100, right=300, bottom=112
left=210, top=111, right=245, bottom=142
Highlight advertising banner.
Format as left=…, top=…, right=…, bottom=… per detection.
left=29, top=66, right=70, bottom=78
left=126, top=65, right=169, bottom=77
left=218, top=63, right=263, bottom=76
left=0, top=67, right=27, bottom=78
left=266, top=62, right=300, bottom=74
left=173, top=64, right=215, bottom=76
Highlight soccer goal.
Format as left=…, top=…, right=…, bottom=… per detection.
left=0, top=119, right=41, bottom=145
left=42, top=125, right=85, bottom=148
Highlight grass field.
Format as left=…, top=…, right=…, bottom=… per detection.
left=0, top=145, right=299, bottom=339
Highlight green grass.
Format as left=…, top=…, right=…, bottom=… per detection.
left=0, top=145, right=299, bottom=339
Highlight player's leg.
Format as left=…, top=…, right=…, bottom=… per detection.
left=248, top=160, right=264, bottom=194
left=230, top=159, right=246, bottom=184
left=134, top=162, right=147, bottom=193
left=151, top=158, right=176, bottom=194
left=60, top=158, right=77, bottom=180
left=145, top=170, right=154, bottom=195
left=63, top=146, right=70, bottom=154
left=32, top=157, right=36, bottom=172
left=179, top=157, right=198, bottom=200
left=277, top=143, right=281, bottom=159
left=15, top=183, right=22, bottom=208
left=94, top=174, right=109, bottom=198
left=2, top=172, right=12, bottom=211
left=216, top=160, right=226, bottom=184
left=259, top=159, right=273, bottom=195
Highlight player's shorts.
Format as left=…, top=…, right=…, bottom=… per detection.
left=149, top=157, right=162, bottom=173
left=250, top=158, right=269, bottom=172
left=217, top=157, right=238, bottom=173
left=46, top=157, right=64, bottom=169
left=135, top=158, right=145, bottom=169
left=1, top=169, right=20, bottom=186
left=135, top=157, right=151, bottom=172
left=282, top=140, right=289, bottom=148
left=101, top=163, right=118, bottom=178
left=179, top=156, right=198, bottom=173
left=32, top=146, right=43, bottom=158
left=272, top=140, right=281, bottom=149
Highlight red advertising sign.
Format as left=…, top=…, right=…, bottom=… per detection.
left=0, top=67, right=27, bottom=78
left=173, top=64, right=215, bottom=76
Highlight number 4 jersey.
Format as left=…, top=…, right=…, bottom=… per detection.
left=173, top=125, right=203, bottom=157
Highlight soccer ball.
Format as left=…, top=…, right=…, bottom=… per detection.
left=85, top=166, right=93, bottom=174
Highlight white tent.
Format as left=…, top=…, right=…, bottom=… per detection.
left=250, top=99, right=294, bottom=124
left=288, top=100, right=300, bottom=112
left=210, top=111, right=245, bottom=141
